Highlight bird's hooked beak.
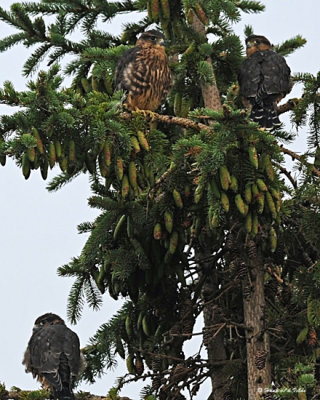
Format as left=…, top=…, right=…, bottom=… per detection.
left=159, top=39, right=166, bottom=46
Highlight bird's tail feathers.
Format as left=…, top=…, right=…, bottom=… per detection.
left=55, top=386, right=75, bottom=400
left=41, top=373, right=74, bottom=400
left=56, top=392, right=75, bottom=400
left=250, top=103, right=281, bottom=130
left=42, top=371, right=63, bottom=392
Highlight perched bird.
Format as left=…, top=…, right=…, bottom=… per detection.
left=114, top=29, right=172, bottom=112
left=238, top=34, right=291, bottom=130
left=23, top=313, right=83, bottom=400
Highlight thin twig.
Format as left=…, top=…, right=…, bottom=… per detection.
left=281, top=146, right=320, bottom=178
left=274, top=161, right=297, bottom=188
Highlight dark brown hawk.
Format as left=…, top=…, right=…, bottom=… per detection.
left=238, top=34, right=291, bottom=130
left=114, top=29, right=172, bottom=111
left=23, top=313, right=83, bottom=400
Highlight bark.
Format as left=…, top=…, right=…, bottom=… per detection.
left=190, top=11, right=222, bottom=113
left=201, top=268, right=228, bottom=400
left=276, top=97, right=300, bottom=115
left=243, top=253, right=271, bottom=400
left=121, top=111, right=212, bottom=132
left=190, top=10, right=226, bottom=400
left=280, top=146, right=320, bottom=178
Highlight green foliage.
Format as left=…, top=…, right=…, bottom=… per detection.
left=18, top=389, right=50, bottom=400
left=274, top=35, right=307, bottom=57
left=244, top=24, right=254, bottom=38
left=0, top=382, right=8, bottom=397
left=292, top=72, right=320, bottom=154
left=296, top=326, right=309, bottom=345
left=307, top=297, right=320, bottom=327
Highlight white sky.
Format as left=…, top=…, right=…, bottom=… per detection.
left=0, top=1, right=319, bottom=399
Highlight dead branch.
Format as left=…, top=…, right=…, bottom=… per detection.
left=281, top=146, right=320, bottom=178
left=277, top=98, right=300, bottom=115
left=274, top=161, right=297, bottom=188
left=121, top=111, right=211, bottom=132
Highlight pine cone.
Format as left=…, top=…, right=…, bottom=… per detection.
left=182, top=317, right=195, bottom=338
left=255, top=350, right=268, bottom=370
left=171, top=363, right=189, bottom=382
left=168, top=322, right=181, bottom=341
left=243, top=284, right=252, bottom=300
left=265, top=277, right=279, bottom=298
left=203, top=327, right=213, bottom=347
left=223, top=389, right=233, bottom=400
left=229, top=259, right=240, bottom=275
left=309, top=328, right=317, bottom=346
left=225, top=232, right=239, bottom=255
left=135, top=356, right=144, bottom=375
left=238, top=262, right=248, bottom=279
left=152, top=355, right=162, bottom=372
left=151, top=375, right=162, bottom=391
left=247, top=239, right=257, bottom=259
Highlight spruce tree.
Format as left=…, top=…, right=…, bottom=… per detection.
left=0, top=1, right=319, bottom=399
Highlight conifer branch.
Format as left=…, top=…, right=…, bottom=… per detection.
left=275, top=162, right=297, bottom=188
left=0, top=390, right=112, bottom=400
left=121, top=111, right=212, bottom=132
left=281, top=146, right=320, bottom=177
left=277, top=98, right=301, bottom=115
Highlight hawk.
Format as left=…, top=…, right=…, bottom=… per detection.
left=23, top=313, right=83, bottom=400
left=238, top=34, right=291, bottom=130
left=114, top=29, right=172, bottom=112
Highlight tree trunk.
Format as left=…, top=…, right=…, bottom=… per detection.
left=191, top=11, right=227, bottom=400
left=243, top=253, right=271, bottom=399
left=190, top=11, right=222, bottom=113
left=201, top=272, right=228, bottom=400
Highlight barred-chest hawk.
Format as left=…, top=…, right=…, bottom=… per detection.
left=238, top=34, right=291, bottom=130
left=23, top=313, right=83, bottom=400
left=115, top=29, right=172, bottom=111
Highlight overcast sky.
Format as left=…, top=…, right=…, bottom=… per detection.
left=0, top=1, right=319, bottom=399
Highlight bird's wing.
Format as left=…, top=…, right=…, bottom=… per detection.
left=28, top=325, right=80, bottom=374
left=114, top=47, right=143, bottom=92
left=260, top=51, right=291, bottom=95
left=239, top=51, right=291, bottom=98
left=28, top=327, right=61, bottom=372
left=238, top=52, right=264, bottom=98
left=62, top=327, right=81, bottom=380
